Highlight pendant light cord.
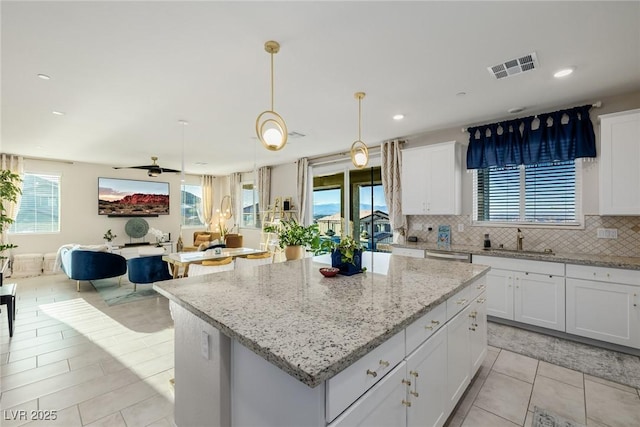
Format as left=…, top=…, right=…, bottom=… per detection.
left=358, top=96, right=362, bottom=141
left=270, top=51, right=275, bottom=111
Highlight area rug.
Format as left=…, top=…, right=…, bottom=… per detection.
left=90, top=277, right=161, bottom=306
left=488, top=321, right=640, bottom=389
left=532, top=406, right=586, bottom=427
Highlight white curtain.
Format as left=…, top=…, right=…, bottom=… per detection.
left=229, top=172, right=241, bottom=224
left=381, top=140, right=406, bottom=240
left=200, top=175, right=215, bottom=230
left=1, top=154, right=24, bottom=251
left=257, top=166, right=271, bottom=224
left=296, top=158, right=309, bottom=225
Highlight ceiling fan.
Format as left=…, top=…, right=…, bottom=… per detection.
left=114, top=156, right=181, bottom=177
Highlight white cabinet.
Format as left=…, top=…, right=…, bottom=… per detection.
left=473, top=255, right=565, bottom=331
left=406, top=327, right=448, bottom=427
left=484, top=268, right=515, bottom=319
left=514, top=272, right=565, bottom=331
left=566, top=264, right=640, bottom=349
left=329, top=362, right=408, bottom=427
left=470, top=294, right=488, bottom=376
left=599, top=109, right=640, bottom=215
left=446, top=302, right=472, bottom=413
left=401, top=141, right=462, bottom=215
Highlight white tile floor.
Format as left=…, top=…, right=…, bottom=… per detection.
left=2, top=274, right=640, bottom=427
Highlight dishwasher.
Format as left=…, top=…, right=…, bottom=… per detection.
left=425, top=249, right=471, bottom=263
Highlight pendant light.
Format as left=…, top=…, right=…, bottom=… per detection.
left=351, top=92, right=369, bottom=169
left=256, top=40, right=288, bottom=151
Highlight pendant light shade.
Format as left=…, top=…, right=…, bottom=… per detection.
left=256, top=41, right=288, bottom=151
left=351, top=92, right=369, bottom=169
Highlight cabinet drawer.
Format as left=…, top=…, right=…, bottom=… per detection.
left=446, top=276, right=487, bottom=320
left=326, top=330, right=405, bottom=423
left=447, top=285, right=474, bottom=320
left=392, top=247, right=426, bottom=258
left=405, top=302, right=446, bottom=355
left=473, top=255, right=564, bottom=276
left=566, top=264, right=640, bottom=287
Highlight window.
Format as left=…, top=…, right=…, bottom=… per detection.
left=241, top=182, right=259, bottom=228
left=474, top=160, right=579, bottom=225
left=181, top=184, right=204, bottom=227
left=10, top=172, right=60, bottom=233
left=311, top=166, right=393, bottom=251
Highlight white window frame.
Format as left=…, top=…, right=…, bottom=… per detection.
left=472, top=160, right=583, bottom=229
left=9, top=171, right=61, bottom=234
left=180, top=183, right=205, bottom=228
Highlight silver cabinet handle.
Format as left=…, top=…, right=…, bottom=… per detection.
left=366, top=369, right=377, bottom=377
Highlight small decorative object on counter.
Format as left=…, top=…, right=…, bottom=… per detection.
left=437, top=225, right=451, bottom=249
left=483, top=233, right=491, bottom=248
left=319, top=267, right=339, bottom=277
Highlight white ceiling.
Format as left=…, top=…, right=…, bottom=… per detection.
left=2, top=1, right=639, bottom=175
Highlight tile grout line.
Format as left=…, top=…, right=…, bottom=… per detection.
left=524, top=360, right=540, bottom=425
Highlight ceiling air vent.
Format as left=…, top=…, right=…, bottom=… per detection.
left=488, top=52, right=539, bottom=79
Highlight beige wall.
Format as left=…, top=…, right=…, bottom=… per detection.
left=9, top=91, right=639, bottom=256
left=8, top=158, right=223, bottom=255
left=401, top=90, right=640, bottom=216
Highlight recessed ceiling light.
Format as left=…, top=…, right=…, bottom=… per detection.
left=554, top=68, right=574, bottom=78
left=178, top=120, right=189, bottom=125
left=456, top=92, right=467, bottom=97
left=508, top=107, right=525, bottom=114
left=195, top=162, right=208, bottom=166
left=52, top=111, right=65, bottom=116
left=393, top=114, right=404, bottom=121
left=37, top=74, right=51, bottom=80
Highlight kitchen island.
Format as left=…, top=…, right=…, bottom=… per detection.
left=154, top=252, right=490, bottom=427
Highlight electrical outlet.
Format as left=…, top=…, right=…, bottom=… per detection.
left=597, top=228, right=618, bottom=239
left=458, top=224, right=464, bottom=232
left=201, top=330, right=210, bottom=360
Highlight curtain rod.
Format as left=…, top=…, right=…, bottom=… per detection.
left=460, top=101, right=602, bottom=133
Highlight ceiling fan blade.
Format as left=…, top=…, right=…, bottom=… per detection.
left=113, top=165, right=155, bottom=170
left=159, top=167, right=181, bottom=173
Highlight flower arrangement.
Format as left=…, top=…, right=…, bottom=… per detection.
left=148, top=227, right=165, bottom=246
left=103, top=229, right=117, bottom=242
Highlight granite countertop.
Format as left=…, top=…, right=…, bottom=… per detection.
left=153, top=253, right=489, bottom=388
left=392, top=242, right=640, bottom=270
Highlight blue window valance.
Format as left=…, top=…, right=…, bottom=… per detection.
left=466, top=104, right=596, bottom=169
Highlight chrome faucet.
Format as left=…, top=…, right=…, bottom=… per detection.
left=516, top=228, right=524, bottom=251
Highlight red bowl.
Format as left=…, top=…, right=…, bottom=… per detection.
left=319, top=267, right=339, bottom=277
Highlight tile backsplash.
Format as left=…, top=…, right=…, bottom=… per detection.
left=407, top=215, right=640, bottom=257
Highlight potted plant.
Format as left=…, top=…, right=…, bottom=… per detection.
left=324, top=235, right=365, bottom=276
left=103, top=229, right=117, bottom=243
left=265, top=219, right=320, bottom=260
left=0, top=170, right=22, bottom=263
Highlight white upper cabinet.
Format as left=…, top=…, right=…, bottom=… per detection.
left=401, top=141, right=462, bottom=215
left=599, top=109, right=640, bottom=215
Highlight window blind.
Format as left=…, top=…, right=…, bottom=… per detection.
left=476, top=160, right=576, bottom=224
left=11, top=173, right=60, bottom=233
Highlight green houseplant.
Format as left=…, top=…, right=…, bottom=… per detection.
left=265, top=219, right=320, bottom=260
left=323, top=235, right=366, bottom=275
left=0, top=170, right=23, bottom=261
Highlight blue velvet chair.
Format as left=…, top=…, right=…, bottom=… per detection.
left=127, top=255, right=173, bottom=291
left=61, top=249, right=127, bottom=292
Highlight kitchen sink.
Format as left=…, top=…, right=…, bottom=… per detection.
left=484, top=248, right=555, bottom=256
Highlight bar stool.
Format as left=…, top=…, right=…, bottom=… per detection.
left=0, top=261, right=16, bottom=337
